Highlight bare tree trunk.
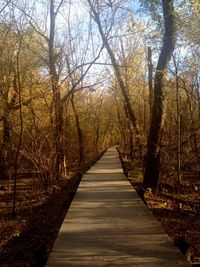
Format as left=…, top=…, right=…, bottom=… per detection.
left=112, top=89, right=126, bottom=152
left=71, top=94, right=84, bottom=169
left=195, top=76, right=200, bottom=119
left=12, top=39, right=23, bottom=216
left=173, top=55, right=182, bottom=189
left=143, top=0, right=176, bottom=190
left=94, top=98, right=103, bottom=155
left=0, top=114, right=10, bottom=179
left=0, top=75, right=18, bottom=180
left=147, top=46, right=154, bottom=116
left=49, top=0, right=63, bottom=180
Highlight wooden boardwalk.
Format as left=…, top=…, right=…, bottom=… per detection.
left=46, top=147, right=190, bottom=266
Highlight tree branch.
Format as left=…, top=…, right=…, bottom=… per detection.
left=61, top=44, right=104, bottom=103
left=55, top=0, right=65, bottom=16
left=0, top=0, right=12, bottom=14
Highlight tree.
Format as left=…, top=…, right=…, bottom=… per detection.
left=0, top=22, right=34, bottom=180
left=48, top=0, right=64, bottom=180
left=143, top=0, right=177, bottom=190
left=147, top=46, right=154, bottom=116
left=70, top=93, right=84, bottom=170
left=87, top=0, right=139, bottom=136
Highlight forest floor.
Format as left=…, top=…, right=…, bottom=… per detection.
left=0, top=154, right=102, bottom=267
left=0, top=173, right=80, bottom=267
left=121, top=157, right=200, bottom=267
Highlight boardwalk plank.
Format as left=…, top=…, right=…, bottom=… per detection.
left=46, top=147, right=190, bottom=266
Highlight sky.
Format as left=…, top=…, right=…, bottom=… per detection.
left=54, top=0, right=145, bottom=87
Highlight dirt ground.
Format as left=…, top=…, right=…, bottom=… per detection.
left=0, top=153, right=104, bottom=267
left=122, top=158, right=200, bottom=266
left=0, top=174, right=80, bottom=267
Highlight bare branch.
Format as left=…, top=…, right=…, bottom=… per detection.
left=12, top=3, right=49, bottom=42
left=0, top=0, right=12, bottom=14
left=55, top=0, right=65, bottom=16
left=62, top=44, right=104, bottom=103
left=26, top=44, right=48, bottom=65
left=169, top=68, right=200, bottom=102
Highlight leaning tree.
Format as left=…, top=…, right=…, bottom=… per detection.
left=143, top=0, right=177, bottom=189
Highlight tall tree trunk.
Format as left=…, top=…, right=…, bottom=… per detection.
left=143, top=0, right=176, bottom=189
left=147, top=46, right=154, bottom=117
left=49, top=0, right=63, bottom=180
left=12, top=39, right=23, bottom=216
left=94, top=125, right=100, bottom=154
left=0, top=114, right=10, bottom=179
left=112, top=89, right=126, bottom=152
left=173, top=56, right=182, bottom=188
left=71, top=94, right=84, bottom=169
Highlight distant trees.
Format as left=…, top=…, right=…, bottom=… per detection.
left=0, top=23, right=16, bottom=179
left=0, top=22, right=41, bottom=181
left=0, top=0, right=115, bottom=188
left=0, top=0, right=199, bottom=196
left=87, top=0, right=147, bottom=172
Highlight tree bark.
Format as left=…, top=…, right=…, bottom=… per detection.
left=12, top=38, right=23, bottom=216
left=71, top=94, right=84, bottom=169
left=0, top=75, right=17, bottom=179
left=49, top=0, right=63, bottom=180
left=143, top=0, right=176, bottom=189
left=0, top=114, right=10, bottom=179
left=173, top=56, right=182, bottom=188
left=147, top=46, right=154, bottom=116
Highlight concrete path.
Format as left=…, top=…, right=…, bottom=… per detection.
left=46, top=147, right=190, bottom=266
